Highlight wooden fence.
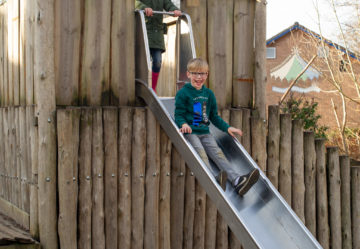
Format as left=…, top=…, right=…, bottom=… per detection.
left=1, top=104, right=359, bottom=249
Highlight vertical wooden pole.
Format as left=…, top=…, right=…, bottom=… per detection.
left=267, top=105, right=280, bottom=188
left=159, top=129, right=172, bottom=249
left=34, top=0, right=58, bottom=246
left=351, top=166, right=360, bottom=249
left=232, top=0, right=255, bottom=108
left=251, top=117, right=267, bottom=172
left=254, top=0, right=266, bottom=119
left=327, top=147, right=342, bottom=249
left=0, top=5, right=4, bottom=107
left=291, top=119, right=305, bottom=223
left=25, top=0, right=35, bottom=106
left=144, top=109, right=160, bottom=249
left=170, top=148, right=186, bottom=249
left=0, top=109, right=4, bottom=198
left=104, top=108, right=118, bottom=249
left=92, top=108, right=105, bottom=249
left=279, top=113, right=291, bottom=204
left=304, top=131, right=316, bottom=236
left=19, top=0, right=26, bottom=106
left=131, top=108, right=146, bottom=249
left=315, top=139, right=329, bottom=249
left=78, top=109, right=92, bottom=249
left=28, top=106, right=38, bottom=239
left=54, top=0, right=81, bottom=105
left=3, top=2, right=9, bottom=106
left=19, top=106, right=29, bottom=212
left=57, top=108, right=80, bottom=249
left=15, top=107, right=21, bottom=208
left=230, top=108, right=243, bottom=142
left=183, top=166, right=195, bottom=249
left=118, top=107, right=133, bottom=249
left=193, top=182, right=206, bottom=249
left=241, top=108, right=251, bottom=154
left=216, top=109, right=229, bottom=249
left=181, top=0, right=207, bottom=62
left=8, top=0, right=19, bottom=105
left=205, top=190, right=217, bottom=249
left=207, top=0, right=233, bottom=108
left=81, top=0, right=111, bottom=106
left=339, top=156, right=352, bottom=249
left=4, top=108, right=10, bottom=201
left=111, top=0, right=135, bottom=105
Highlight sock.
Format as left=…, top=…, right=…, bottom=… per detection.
left=152, top=72, right=160, bottom=92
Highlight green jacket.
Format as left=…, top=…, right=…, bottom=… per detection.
left=175, top=83, right=230, bottom=135
left=135, top=0, right=179, bottom=52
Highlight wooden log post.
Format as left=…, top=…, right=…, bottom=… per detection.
left=291, top=119, right=305, bottom=223
left=144, top=109, right=160, bottom=249
left=327, top=147, right=342, bottom=249
left=3, top=3, right=9, bottom=106
left=0, top=109, right=4, bottom=198
left=267, top=105, right=280, bottom=188
left=26, top=108, right=39, bottom=237
left=159, top=129, right=172, bottom=249
left=229, top=109, right=243, bottom=249
left=92, top=108, right=105, bottom=249
left=241, top=108, right=251, bottom=154
left=170, top=148, right=186, bottom=249
left=19, top=107, right=29, bottom=212
left=254, top=0, right=267, bottom=119
left=118, top=107, right=133, bottom=249
left=54, top=0, right=81, bottom=105
left=57, top=108, right=80, bottom=249
left=111, top=0, right=135, bottom=105
left=25, top=0, right=35, bottom=106
left=351, top=165, right=360, bottom=249
left=104, top=108, right=118, bottom=249
left=315, top=139, right=329, bottom=249
left=251, top=117, right=267, bottom=172
left=232, top=0, right=255, bottom=108
left=19, top=0, right=26, bottom=106
left=80, top=0, right=111, bottom=106
left=339, top=156, right=352, bottom=249
left=193, top=180, right=206, bottom=249
left=4, top=108, right=10, bottom=202
left=78, top=109, right=92, bottom=249
left=131, top=108, right=146, bottom=249
left=9, top=0, right=19, bottom=106
left=15, top=108, right=21, bottom=208
left=215, top=109, right=230, bottom=249
left=183, top=166, right=195, bottom=249
left=181, top=0, right=207, bottom=65
left=34, top=0, right=58, bottom=246
left=303, top=131, right=316, bottom=236
left=279, top=113, right=292, bottom=204
left=0, top=5, right=4, bottom=107
left=208, top=0, right=233, bottom=108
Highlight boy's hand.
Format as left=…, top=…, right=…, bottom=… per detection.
left=172, top=10, right=182, bottom=17
left=228, top=127, right=243, bottom=137
left=144, top=8, right=153, bottom=16
left=180, top=123, right=192, bottom=134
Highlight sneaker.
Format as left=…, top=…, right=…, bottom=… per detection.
left=216, top=171, right=227, bottom=191
left=234, top=169, right=259, bottom=196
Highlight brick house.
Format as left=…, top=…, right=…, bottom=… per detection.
left=266, top=22, right=360, bottom=129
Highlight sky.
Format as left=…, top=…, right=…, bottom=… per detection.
left=266, top=0, right=339, bottom=41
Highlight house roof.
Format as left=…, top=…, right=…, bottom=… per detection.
left=266, top=22, right=359, bottom=60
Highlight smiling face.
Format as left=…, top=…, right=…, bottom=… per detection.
left=187, top=70, right=208, bottom=90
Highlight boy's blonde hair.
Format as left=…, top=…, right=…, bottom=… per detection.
left=187, top=58, right=209, bottom=72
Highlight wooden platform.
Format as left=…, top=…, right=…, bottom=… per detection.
left=0, top=212, right=39, bottom=248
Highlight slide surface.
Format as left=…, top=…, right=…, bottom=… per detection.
left=136, top=80, right=322, bottom=249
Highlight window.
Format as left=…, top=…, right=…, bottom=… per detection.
left=266, top=47, right=276, bottom=59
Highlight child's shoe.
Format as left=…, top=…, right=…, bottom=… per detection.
left=234, top=169, right=259, bottom=196
left=216, top=170, right=227, bottom=191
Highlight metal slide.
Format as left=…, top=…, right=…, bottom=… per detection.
left=135, top=9, right=322, bottom=249
left=136, top=80, right=322, bottom=249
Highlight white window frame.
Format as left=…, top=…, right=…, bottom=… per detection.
left=266, top=47, right=276, bottom=59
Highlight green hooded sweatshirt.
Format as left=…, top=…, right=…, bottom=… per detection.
left=135, top=0, right=179, bottom=52
left=175, top=83, right=230, bottom=135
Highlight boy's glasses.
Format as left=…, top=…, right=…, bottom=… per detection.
left=189, top=72, right=208, bottom=77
